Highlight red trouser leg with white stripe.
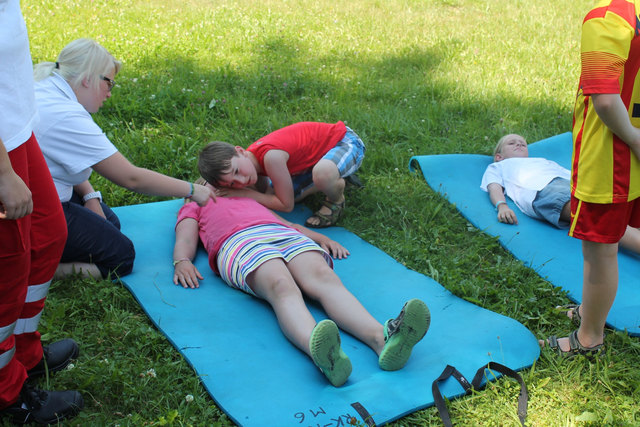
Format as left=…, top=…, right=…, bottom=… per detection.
left=0, top=134, right=67, bottom=409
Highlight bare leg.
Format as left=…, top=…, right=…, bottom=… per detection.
left=294, top=185, right=319, bottom=202
left=54, top=262, right=102, bottom=279
left=286, top=251, right=386, bottom=354
left=246, top=258, right=317, bottom=356
left=305, top=160, right=346, bottom=227
left=552, top=240, right=616, bottom=351
left=618, top=226, right=640, bottom=254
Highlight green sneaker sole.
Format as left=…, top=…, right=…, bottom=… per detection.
left=379, top=299, right=431, bottom=371
left=309, top=320, right=352, bottom=387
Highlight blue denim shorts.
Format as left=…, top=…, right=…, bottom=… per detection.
left=531, top=177, right=571, bottom=228
left=291, top=126, right=366, bottom=198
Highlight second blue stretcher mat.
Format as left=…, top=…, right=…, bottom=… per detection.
left=410, top=132, right=640, bottom=336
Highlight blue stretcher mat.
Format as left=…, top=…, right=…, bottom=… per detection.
left=410, top=132, right=640, bottom=337
left=114, top=199, right=539, bottom=426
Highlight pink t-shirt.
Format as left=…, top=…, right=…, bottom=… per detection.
left=247, top=121, right=347, bottom=175
left=177, top=197, right=289, bottom=273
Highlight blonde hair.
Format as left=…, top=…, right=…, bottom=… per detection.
left=493, top=134, right=526, bottom=157
left=33, top=38, right=121, bottom=91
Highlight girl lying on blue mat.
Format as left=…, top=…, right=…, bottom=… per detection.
left=481, top=134, right=640, bottom=254
left=172, top=179, right=430, bottom=387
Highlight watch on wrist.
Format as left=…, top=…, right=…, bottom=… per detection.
left=82, top=191, right=102, bottom=203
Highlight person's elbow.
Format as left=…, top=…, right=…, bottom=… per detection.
left=116, top=167, right=146, bottom=192
left=591, top=93, right=617, bottom=115
left=280, top=202, right=295, bottom=212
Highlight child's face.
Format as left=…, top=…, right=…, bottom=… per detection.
left=495, top=135, right=528, bottom=161
left=217, top=149, right=258, bottom=188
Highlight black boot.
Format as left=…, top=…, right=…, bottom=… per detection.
left=1, top=384, right=83, bottom=425
left=27, top=338, right=79, bottom=379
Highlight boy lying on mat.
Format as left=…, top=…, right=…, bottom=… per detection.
left=480, top=134, right=640, bottom=253
left=172, top=172, right=429, bottom=387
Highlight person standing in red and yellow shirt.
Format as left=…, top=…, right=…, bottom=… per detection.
left=545, top=0, right=640, bottom=355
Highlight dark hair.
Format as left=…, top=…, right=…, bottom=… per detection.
left=198, top=141, right=238, bottom=185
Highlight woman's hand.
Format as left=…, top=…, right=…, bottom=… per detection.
left=84, top=198, right=107, bottom=219
left=0, top=170, right=32, bottom=219
left=173, top=260, right=204, bottom=289
left=190, top=183, right=216, bottom=206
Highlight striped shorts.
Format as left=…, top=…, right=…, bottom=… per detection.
left=291, top=126, right=366, bottom=198
left=216, top=223, right=333, bottom=295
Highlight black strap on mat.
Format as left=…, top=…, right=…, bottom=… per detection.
left=350, top=402, right=377, bottom=427
left=431, top=362, right=528, bottom=427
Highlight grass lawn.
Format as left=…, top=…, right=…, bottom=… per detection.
left=6, top=0, right=640, bottom=425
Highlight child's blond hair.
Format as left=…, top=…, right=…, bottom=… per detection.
left=493, top=134, right=526, bottom=157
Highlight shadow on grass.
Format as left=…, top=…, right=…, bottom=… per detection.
left=102, top=35, right=570, bottom=175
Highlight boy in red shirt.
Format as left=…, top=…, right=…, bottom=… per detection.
left=199, top=121, right=365, bottom=228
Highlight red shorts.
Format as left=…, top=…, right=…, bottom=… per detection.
left=569, top=196, right=640, bottom=243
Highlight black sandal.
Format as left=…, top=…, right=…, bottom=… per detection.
left=545, top=330, right=604, bottom=358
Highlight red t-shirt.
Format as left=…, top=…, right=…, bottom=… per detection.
left=247, top=121, right=347, bottom=175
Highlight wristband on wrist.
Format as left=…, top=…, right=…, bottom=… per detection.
left=82, top=191, right=102, bottom=203
left=495, top=200, right=507, bottom=211
left=185, top=182, right=194, bottom=198
left=173, top=258, right=191, bottom=267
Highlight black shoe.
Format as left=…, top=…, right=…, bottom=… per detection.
left=27, top=339, right=79, bottom=379
left=1, top=385, right=83, bottom=425
left=345, top=173, right=364, bottom=188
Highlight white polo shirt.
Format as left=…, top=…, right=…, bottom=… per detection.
left=480, top=157, right=570, bottom=218
left=0, top=0, right=38, bottom=151
left=34, top=73, right=117, bottom=202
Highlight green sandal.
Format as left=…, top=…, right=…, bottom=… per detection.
left=555, top=304, right=581, bottom=326
left=379, top=299, right=431, bottom=371
left=309, top=320, right=352, bottom=387
left=305, top=199, right=345, bottom=228
left=545, top=329, right=604, bottom=359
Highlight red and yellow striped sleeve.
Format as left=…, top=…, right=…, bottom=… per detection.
left=572, top=0, right=640, bottom=204
left=579, top=0, right=636, bottom=95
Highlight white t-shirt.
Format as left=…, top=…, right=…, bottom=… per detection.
left=34, top=73, right=118, bottom=202
left=0, top=0, right=38, bottom=151
left=480, top=157, right=570, bottom=218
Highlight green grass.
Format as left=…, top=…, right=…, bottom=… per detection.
left=8, top=0, right=640, bottom=425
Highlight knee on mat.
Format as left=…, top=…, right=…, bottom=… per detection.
left=103, top=240, right=136, bottom=278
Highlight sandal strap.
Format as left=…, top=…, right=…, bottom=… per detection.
left=546, top=330, right=604, bottom=358
left=568, top=330, right=604, bottom=354
left=321, top=199, right=345, bottom=211
left=305, top=199, right=345, bottom=228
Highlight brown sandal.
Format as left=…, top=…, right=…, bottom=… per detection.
left=305, top=199, right=345, bottom=228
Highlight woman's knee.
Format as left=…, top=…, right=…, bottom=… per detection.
left=109, top=237, right=135, bottom=277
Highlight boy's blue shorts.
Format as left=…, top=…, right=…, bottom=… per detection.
left=532, top=177, right=570, bottom=228
left=291, top=126, right=366, bottom=198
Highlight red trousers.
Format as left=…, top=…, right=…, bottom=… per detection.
left=0, top=134, right=67, bottom=408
